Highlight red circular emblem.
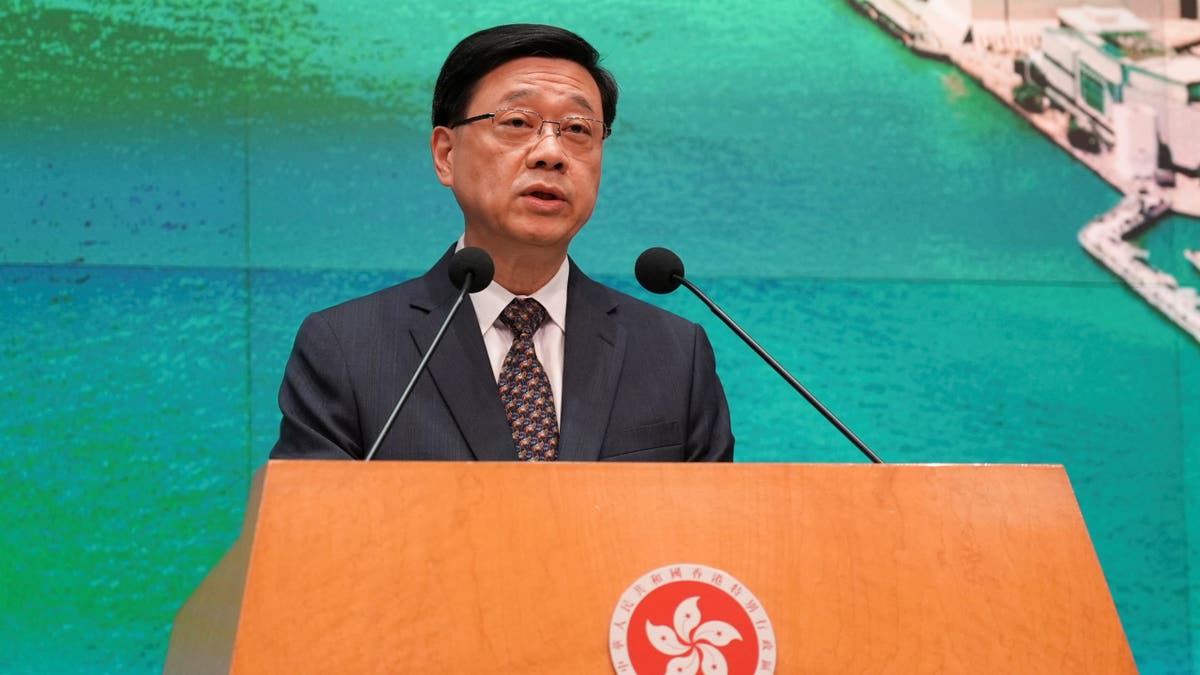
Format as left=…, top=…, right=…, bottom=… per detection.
left=609, top=564, right=776, bottom=674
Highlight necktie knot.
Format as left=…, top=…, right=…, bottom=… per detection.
left=500, top=298, right=547, bottom=338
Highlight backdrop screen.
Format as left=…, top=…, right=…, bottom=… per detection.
left=1, top=1, right=1197, bottom=672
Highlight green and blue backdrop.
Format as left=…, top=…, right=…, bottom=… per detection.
left=1, top=1, right=1197, bottom=672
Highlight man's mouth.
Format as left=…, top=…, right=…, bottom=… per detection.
left=522, top=185, right=566, bottom=202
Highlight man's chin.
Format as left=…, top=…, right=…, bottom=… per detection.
left=465, top=214, right=586, bottom=253
left=508, top=219, right=584, bottom=249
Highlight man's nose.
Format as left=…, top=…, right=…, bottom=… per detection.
left=527, top=123, right=567, bottom=169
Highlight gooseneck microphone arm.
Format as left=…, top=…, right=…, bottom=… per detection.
left=677, top=276, right=882, bottom=464
left=363, top=284, right=468, bottom=462
left=364, top=247, right=494, bottom=462
left=636, top=247, right=883, bottom=464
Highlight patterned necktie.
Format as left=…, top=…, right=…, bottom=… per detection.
left=497, top=298, right=559, bottom=461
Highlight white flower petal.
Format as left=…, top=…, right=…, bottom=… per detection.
left=646, top=620, right=690, bottom=656
left=674, top=596, right=702, bottom=642
left=696, top=643, right=730, bottom=675
left=693, top=620, right=743, bottom=647
left=664, top=649, right=701, bottom=675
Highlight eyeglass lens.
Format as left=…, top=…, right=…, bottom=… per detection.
left=491, top=108, right=605, bottom=150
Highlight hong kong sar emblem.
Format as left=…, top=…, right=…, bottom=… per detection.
left=608, top=564, right=776, bottom=675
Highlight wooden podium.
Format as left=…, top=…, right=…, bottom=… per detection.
left=165, top=461, right=1135, bottom=673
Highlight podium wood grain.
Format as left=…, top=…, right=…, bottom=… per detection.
left=165, top=461, right=1135, bottom=674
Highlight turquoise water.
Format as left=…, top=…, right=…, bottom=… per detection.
left=1, top=1, right=1197, bottom=672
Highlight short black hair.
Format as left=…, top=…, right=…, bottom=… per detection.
left=432, top=24, right=618, bottom=129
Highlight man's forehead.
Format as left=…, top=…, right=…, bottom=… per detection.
left=499, top=88, right=596, bottom=114
left=472, top=57, right=601, bottom=113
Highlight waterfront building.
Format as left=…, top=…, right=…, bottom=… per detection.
left=853, top=1, right=1195, bottom=58
left=1028, top=5, right=1200, bottom=178
left=918, top=0, right=1192, bottom=22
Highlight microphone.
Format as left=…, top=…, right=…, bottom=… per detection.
left=449, top=246, right=494, bottom=292
left=364, top=247, right=495, bottom=461
left=635, top=247, right=883, bottom=464
left=634, top=246, right=685, bottom=294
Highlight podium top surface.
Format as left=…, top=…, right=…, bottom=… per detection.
left=170, top=461, right=1134, bottom=674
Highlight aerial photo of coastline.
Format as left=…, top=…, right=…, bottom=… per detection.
left=0, top=2, right=1196, bottom=672
left=850, top=0, right=1200, bottom=341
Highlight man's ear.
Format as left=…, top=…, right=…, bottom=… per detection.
left=430, top=127, right=455, bottom=187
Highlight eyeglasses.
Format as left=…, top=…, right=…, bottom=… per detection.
left=449, top=107, right=611, bottom=152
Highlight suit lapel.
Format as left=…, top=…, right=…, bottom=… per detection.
left=558, top=263, right=626, bottom=461
left=411, top=250, right=516, bottom=461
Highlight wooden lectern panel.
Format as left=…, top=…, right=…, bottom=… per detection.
left=166, top=462, right=1135, bottom=674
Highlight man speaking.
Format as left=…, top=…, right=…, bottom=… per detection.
left=270, top=24, right=733, bottom=462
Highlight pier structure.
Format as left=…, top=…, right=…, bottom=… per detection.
left=1078, top=192, right=1200, bottom=342
left=849, top=0, right=1200, bottom=343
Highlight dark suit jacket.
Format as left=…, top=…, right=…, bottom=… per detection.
left=270, top=248, right=734, bottom=461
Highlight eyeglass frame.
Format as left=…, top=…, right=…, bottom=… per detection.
left=448, top=107, right=612, bottom=144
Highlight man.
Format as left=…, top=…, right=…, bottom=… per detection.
left=270, top=24, right=733, bottom=462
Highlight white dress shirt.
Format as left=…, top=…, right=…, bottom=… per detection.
left=458, top=239, right=568, bottom=424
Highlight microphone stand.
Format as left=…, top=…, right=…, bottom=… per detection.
left=364, top=271, right=475, bottom=462
left=676, top=275, right=884, bottom=464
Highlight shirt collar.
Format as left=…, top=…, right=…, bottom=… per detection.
left=457, top=236, right=570, bottom=335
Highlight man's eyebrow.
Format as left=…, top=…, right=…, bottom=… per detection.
left=500, top=89, right=597, bottom=114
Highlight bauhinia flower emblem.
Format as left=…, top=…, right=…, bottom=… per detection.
left=646, top=596, right=743, bottom=675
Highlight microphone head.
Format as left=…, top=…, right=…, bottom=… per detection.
left=635, top=247, right=685, bottom=294
left=448, top=247, right=495, bottom=293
